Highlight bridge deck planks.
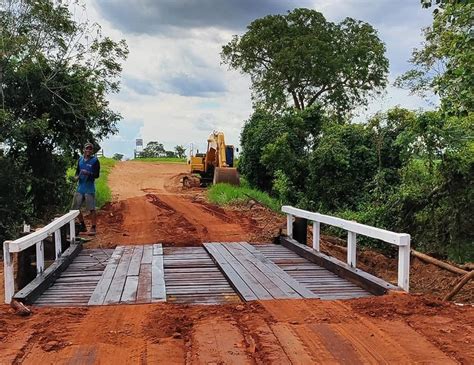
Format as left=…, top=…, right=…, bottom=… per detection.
left=204, top=242, right=317, bottom=301
left=163, top=246, right=241, bottom=305
left=34, top=249, right=113, bottom=306
left=34, top=242, right=371, bottom=307
left=254, top=244, right=371, bottom=300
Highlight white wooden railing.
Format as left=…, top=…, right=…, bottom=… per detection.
left=282, top=206, right=411, bottom=291
left=3, top=210, right=79, bottom=303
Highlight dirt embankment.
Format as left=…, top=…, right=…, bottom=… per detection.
left=0, top=294, right=472, bottom=364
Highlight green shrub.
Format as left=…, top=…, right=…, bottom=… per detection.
left=207, top=182, right=282, bottom=212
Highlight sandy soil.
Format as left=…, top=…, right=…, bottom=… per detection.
left=0, top=294, right=472, bottom=364
left=1, top=161, right=473, bottom=364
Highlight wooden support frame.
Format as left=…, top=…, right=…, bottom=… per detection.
left=13, top=243, right=82, bottom=304
left=280, top=236, right=399, bottom=295
left=35, top=241, right=45, bottom=275
left=347, top=231, right=357, bottom=268
left=3, top=210, right=80, bottom=303
left=312, top=221, right=320, bottom=252
left=282, top=205, right=411, bottom=291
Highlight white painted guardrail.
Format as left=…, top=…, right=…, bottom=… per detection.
left=282, top=206, right=411, bottom=291
left=3, top=210, right=79, bottom=303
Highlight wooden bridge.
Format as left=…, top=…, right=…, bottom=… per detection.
left=3, top=206, right=410, bottom=307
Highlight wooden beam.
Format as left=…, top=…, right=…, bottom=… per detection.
left=151, top=255, right=166, bottom=301
left=279, top=236, right=399, bottom=296
left=204, top=243, right=258, bottom=301
left=3, top=241, right=14, bottom=304
left=13, top=243, right=82, bottom=304
left=7, top=210, right=80, bottom=253
left=88, top=246, right=124, bottom=305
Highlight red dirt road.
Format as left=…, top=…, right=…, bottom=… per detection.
left=1, top=295, right=472, bottom=364
left=1, top=161, right=473, bottom=364
left=90, top=161, right=265, bottom=247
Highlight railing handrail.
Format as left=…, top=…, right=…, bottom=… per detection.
left=5, top=210, right=79, bottom=253
left=282, top=205, right=410, bottom=292
left=3, top=210, right=79, bottom=304
left=282, top=206, right=410, bottom=246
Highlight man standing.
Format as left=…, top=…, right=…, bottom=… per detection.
left=72, top=142, right=100, bottom=235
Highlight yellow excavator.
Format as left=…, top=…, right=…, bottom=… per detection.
left=185, top=131, right=240, bottom=187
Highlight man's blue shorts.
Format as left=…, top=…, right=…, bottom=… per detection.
left=72, top=192, right=96, bottom=211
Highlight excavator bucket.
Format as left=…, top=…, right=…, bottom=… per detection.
left=213, top=167, right=240, bottom=186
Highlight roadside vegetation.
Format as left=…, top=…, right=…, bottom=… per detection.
left=222, top=4, right=473, bottom=262
left=95, top=158, right=117, bottom=208
left=208, top=181, right=281, bottom=212
left=0, top=1, right=127, bottom=243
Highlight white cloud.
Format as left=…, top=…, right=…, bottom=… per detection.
left=82, top=0, right=437, bottom=158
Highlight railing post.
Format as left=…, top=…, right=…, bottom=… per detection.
left=398, top=235, right=411, bottom=292
left=54, top=229, right=62, bottom=259
left=312, top=221, right=320, bottom=251
left=286, top=214, right=293, bottom=238
left=69, top=219, right=76, bottom=244
left=347, top=231, right=357, bottom=268
left=36, top=240, right=45, bottom=275
left=3, top=241, right=14, bottom=304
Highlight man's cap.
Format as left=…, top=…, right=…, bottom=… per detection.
left=84, top=142, right=94, bottom=149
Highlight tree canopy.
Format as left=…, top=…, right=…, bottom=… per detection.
left=396, top=1, right=473, bottom=115
left=140, top=141, right=166, bottom=158
left=174, top=145, right=186, bottom=159
left=221, top=8, right=389, bottom=115
left=0, top=0, right=127, bottom=239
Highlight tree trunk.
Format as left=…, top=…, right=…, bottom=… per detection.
left=411, top=249, right=468, bottom=275
left=291, top=91, right=301, bottom=110
left=443, top=271, right=474, bottom=301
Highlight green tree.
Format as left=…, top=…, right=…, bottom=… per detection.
left=396, top=1, right=473, bottom=115
left=239, top=106, right=324, bottom=200
left=140, top=141, right=165, bottom=158
left=306, top=122, right=378, bottom=212
left=112, top=153, right=124, bottom=161
left=0, top=0, right=127, bottom=240
left=174, top=145, right=186, bottom=159
left=221, top=8, right=389, bottom=115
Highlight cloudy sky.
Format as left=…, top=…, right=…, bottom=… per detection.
left=83, top=0, right=435, bottom=158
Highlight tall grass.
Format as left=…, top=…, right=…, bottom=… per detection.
left=133, top=157, right=186, bottom=163
left=207, top=181, right=281, bottom=212
left=95, top=157, right=116, bottom=208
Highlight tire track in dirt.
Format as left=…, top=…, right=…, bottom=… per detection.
left=260, top=299, right=458, bottom=364
left=189, top=316, right=253, bottom=364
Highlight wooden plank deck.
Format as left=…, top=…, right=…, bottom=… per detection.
left=33, top=242, right=371, bottom=307
left=254, top=244, right=371, bottom=300
left=164, top=246, right=240, bottom=305
left=89, top=244, right=166, bottom=305
left=204, top=242, right=318, bottom=301
left=34, top=249, right=113, bottom=306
